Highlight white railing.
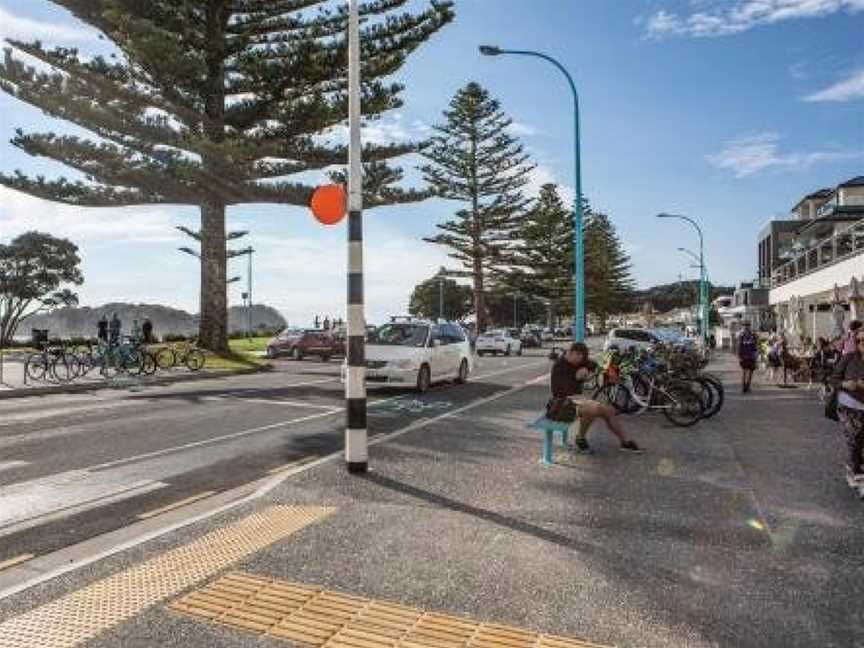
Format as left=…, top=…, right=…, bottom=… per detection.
left=771, top=218, right=864, bottom=288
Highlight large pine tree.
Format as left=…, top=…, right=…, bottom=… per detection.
left=420, top=82, right=533, bottom=333
left=0, top=0, right=453, bottom=350
left=583, top=210, right=634, bottom=323
left=509, top=183, right=574, bottom=323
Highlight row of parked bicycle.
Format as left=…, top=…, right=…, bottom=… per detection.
left=552, top=344, right=723, bottom=428
left=24, top=338, right=207, bottom=384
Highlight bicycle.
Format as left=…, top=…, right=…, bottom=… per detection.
left=25, top=342, right=80, bottom=383
left=155, top=340, right=206, bottom=371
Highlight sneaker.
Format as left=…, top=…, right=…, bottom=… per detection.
left=569, top=438, right=592, bottom=454
left=620, top=440, right=644, bottom=454
left=846, top=467, right=864, bottom=490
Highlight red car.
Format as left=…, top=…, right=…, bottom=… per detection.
left=266, top=328, right=344, bottom=361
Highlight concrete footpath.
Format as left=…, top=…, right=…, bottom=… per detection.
left=0, top=355, right=861, bottom=648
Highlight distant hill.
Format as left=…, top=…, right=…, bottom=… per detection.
left=633, top=280, right=734, bottom=313
left=22, top=303, right=286, bottom=340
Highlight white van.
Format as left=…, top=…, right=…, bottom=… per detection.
left=343, top=318, right=474, bottom=393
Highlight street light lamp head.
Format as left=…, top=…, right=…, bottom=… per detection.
left=479, top=45, right=502, bottom=56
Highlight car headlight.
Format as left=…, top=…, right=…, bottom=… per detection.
left=390, top=359, right=417, bottom=370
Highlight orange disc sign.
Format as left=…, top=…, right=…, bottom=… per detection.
left=310, top=184, right=347, bottom=225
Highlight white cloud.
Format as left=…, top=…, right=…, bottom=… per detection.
left=0, top=6, right=96, bottom=44
left=802, top=68, right=864, bottom=102
left=0, top=187, right=188, bottom=245
left=644, top=0, right=864, bottom=38
left=706, top=133, right=862, bottom=178
left=506, top=121, right=542, bottom=137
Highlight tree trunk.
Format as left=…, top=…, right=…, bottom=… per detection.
left=473, top=253, right=485, bottom=333
left=198, top=201, right=228, bottom=351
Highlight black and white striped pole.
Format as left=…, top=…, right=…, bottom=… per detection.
left=345, top=0, right=368, bottom=474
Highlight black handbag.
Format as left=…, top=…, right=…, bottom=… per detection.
left=546, top=397, right=577, bottom=423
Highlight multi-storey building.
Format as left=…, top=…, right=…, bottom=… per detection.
left=756, top=176, right=864, bottom=340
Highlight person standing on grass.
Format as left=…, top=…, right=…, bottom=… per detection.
left=842, top=321, right=862, bottom=356
left=547, top=342, right=643, bottom=455
left=736, top=321, right=758, bottom=393
left=831, top=328, right=864, bottom=498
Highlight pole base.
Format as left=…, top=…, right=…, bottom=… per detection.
left=347, top=461, right=368, bottom=474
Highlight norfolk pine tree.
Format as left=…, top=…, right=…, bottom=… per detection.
left=421, top=82, right=534, bottom=333
left=509, top=183, right=574, bottom=324
left=583, top=210, right=634, bottom=324
left=0, top=0, right=453, bottom=350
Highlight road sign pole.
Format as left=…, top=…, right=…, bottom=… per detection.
left=345, top=0, right=367, bottom=474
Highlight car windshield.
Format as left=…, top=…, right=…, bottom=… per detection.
left=369, top=323, right=429, bottom=347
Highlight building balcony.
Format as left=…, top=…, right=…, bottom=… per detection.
left=770, top=218, right=864, bottom=304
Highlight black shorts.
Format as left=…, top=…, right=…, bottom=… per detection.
left=739, top=357, right=756, bottom=371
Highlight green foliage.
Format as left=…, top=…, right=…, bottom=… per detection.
left=421, top=82, right=534, bottom=332
left=408, top=273, right=473, bottom=321
left=509, top=183, right=574, bottom=320
left=0, top=231, right=84, bottom=346
left=0, top=0, right=454, bottom=349
left=583, top=208, right=635, bottom=320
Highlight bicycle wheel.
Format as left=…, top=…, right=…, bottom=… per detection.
left=142, top=352, right=158, bottom=375
left=699, top=374, right=724, bottom=418
left=51, top=355, right=75, bottom=383
left=24, top=353, right=48, bottom=382
left=661, top=383, right=704, bottom=427
left=120, top=350, right=144, bottom=375
left=155, top=347, right=177, bottom=370
left=185, top=349, right=206, bottom=371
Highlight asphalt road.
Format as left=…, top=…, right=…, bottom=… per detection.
left=0, top=351, right=552, bottom=564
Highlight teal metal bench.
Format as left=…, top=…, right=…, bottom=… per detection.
left=527, top=416, right=571, bottom=465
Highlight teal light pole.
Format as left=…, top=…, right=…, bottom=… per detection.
left=678, top=247, right=711, bottom=330
left=658, top=214, right=707, bottom=340
left=480, top=45, right=585, bottom=342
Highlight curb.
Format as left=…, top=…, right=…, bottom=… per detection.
left=0, top=364, right=273, bottom=400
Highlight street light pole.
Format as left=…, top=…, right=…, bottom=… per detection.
left=658, top=214, right=708, bottom=341
left=246, top=247, right=254, bottom=338
left=513, top=293, right=518, bottom=329
left=480, top=45, right=584, bottom=342
left=345, top=0, right=367, bottom=474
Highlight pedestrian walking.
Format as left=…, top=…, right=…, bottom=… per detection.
left=842, top=320, right=862, bottom=356
left=547, top=342, right=643, bottom=454
left=97, top=315, right=109, bottom=342
left=736, top=321, right=758, bottom=393
left=109, top=313, right=121, bottom=345
left=831, top=328, right=864, bottom=498
left=142, top=318, right=154, bottom=344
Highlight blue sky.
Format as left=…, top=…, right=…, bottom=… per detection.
left=0, top=0, right=862, bottom=325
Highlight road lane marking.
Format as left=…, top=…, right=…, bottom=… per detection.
left=86, top=410, right=340, bottom=473
left=136, top=491, right=218, bottom=520
left=0, top=461, right=29, bottom=473
left=0, top=479, right=168, bottom=539
left=266, top=455, right=320, bottom=474
left=0, top=505, right=336, bottom=648
left=0, top=553, right=34, bottom=571
left=231, top=398, right=341, bottom=411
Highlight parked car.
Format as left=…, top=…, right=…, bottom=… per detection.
left=520, top=328, right=542, bottom=348
left=266, top=328, right=344, bottom=361
left=603, top=327, right=662, bottom=352
left=343, top=318, right=473, bottom=393
left=475, top=329, right=523, bottom=356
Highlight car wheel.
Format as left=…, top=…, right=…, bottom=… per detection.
left=290, top=346, right=303, bottom=361
left=321, top=353, right=331, bottom=362
left=505, top=345, right=511, bottom=357
left=266, top=347, right=277, bottom=359
left=416, top=364, right=431, bottom=393
left=477, top=351, right=485, bottom=357
left=516, top=345, right=523, bottom=356
left=455, top=359, right=469, bottom=384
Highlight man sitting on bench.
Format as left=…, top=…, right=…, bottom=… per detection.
left=547, top=342, right=643, bottom=454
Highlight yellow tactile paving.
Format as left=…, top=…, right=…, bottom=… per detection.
left=170, top=572, right=611, bottom=648
left=0, top=506, right=335, bottom=648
